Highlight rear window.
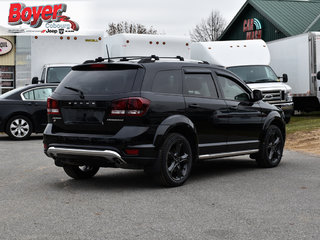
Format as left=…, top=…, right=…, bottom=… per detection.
left=56, top=69, right=138, bottom=95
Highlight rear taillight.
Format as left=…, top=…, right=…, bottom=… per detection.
left=111, top=97, right=150, bottom=116
left=47, top=97, right=60, bottom=115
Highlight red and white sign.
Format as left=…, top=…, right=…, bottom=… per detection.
left=8, top=3, right=79, bottom=31
left=243, top=18, right=262, bottom=40
left=0, top=38, right=13, bottom=56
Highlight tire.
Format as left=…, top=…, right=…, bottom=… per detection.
left=256, top=125, right=284, bottom=168
left=63, top=165, right=100, bottom=179
left=154, top=133, right=193, bottom=187
left=6, top=115, right=33, bottom=140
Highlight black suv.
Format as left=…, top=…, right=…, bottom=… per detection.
left=44, top=56, right=286, bottom=187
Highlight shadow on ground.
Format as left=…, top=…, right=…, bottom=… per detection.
left=49, top=158, right=259, bottom=191
left=0, top=134, right=43, bottom=141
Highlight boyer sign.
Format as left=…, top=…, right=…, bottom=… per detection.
left=8, top=3, right=79, bottom=31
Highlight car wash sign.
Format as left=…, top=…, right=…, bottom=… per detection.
left=0, top=38, right=13, bottom=56
left=243, top=18, right=262, bottom=40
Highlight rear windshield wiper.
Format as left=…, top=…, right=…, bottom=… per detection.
left=64, top=86, right=85, bottom=99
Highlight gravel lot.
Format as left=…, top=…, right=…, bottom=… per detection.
left=1, top=135, right=320, bottom=240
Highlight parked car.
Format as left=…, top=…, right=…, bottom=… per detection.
left=0, top=84, right=57, bottom=140
left=44, top=56, right=286, bottom=187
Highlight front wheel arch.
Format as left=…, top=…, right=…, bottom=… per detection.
left=153, top=119, right=198, bottom=162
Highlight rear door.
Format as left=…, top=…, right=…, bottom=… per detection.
left=215, top=72, right=263, bottom=152
left=183, top=68, right=228, bottom=155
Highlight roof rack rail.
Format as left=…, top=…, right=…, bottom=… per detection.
left=82, top=55, right=187, bottom=64
left=198, top=61, right=209, bottom=65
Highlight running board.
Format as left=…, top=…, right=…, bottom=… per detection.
left=199, top=149, right=259, bottom=160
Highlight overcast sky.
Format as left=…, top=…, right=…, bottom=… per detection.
left=0, top=0, right=247, bottom=35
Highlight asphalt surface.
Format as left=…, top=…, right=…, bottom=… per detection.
left=1, top=134, right=320, bottom=240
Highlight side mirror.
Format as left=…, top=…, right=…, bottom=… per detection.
left=31, top=77, right=39, bottom=84
left=282, top=73, right=288, bottom=83
left=252, top=90, right=263, bottom=101
left=317, top=71, right=320, bottom=80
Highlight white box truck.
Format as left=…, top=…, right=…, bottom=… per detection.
left=191, top=40, right=294, bottom=122
left=268, top=32, right=320, bottom=112
left=29, top=33, right=105, bottom=84
left=105, top=34, right=191, bottom=59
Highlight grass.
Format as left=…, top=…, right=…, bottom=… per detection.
left=286, top=111, right=320, bottom=134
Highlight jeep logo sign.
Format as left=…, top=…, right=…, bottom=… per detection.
left=0, top=38, right=13, bottom=56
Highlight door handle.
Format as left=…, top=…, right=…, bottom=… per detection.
left=189, top=103, right=200, bottom=109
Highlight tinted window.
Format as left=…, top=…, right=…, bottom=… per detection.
left=183, top=74, right=218, bottom=98
left=23, top=87, right=55, bottom=101
left=47, top=67, right=72, bottom=83
left=57, top=70, right=137, bottom=95
left=218, top=76, right=250, bottom=101
left=152, top=70, right=181, bottom=94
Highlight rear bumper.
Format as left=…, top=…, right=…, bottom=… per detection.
left=43, top=124, right=157, bottom=169
left=47, top=147, right=126, bottom=166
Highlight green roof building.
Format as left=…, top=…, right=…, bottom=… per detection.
left=219, top=0, right=320, bottom=42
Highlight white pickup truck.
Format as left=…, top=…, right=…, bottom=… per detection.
left=32, top=63, right=77, bottom=84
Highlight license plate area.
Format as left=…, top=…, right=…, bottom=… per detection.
left=61, top=108, right=105, bottom=124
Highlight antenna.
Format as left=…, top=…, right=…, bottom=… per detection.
left=106, top=44, right=111, bottom=63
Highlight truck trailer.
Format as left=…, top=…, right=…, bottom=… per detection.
left=21, top=33, right=105, bottom=86
left=191, top=40, right=294, bottom=122
left=268, top=32, right=320, bottom=112
left=105, top=34, right=191, bottom=59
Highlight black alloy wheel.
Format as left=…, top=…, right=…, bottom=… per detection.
left=256, top=125, right=284, bottom=168
left=155, top=133, right=193, bottom=187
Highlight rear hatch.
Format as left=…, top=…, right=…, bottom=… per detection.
left=48, top=63, right=146, bottom=135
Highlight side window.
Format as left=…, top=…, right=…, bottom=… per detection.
left=33, top=88, right=54, bottom=101
left=151, top=70, right=182, bottom=94
left=218, top=76, right=250, bottom=101
left=23, top=88, right=54, bottom=101
left=183, top=73, right=218, bottom=98
left=23, top=90, right=35, bottom=100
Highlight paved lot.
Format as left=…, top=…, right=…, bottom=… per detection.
left=1, top=135, right=320, bottom=240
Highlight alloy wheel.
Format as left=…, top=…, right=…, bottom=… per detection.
left=166, top=140, right=191, bottom=182
left=10, top=118, right=30, bottom=138
left=266, top=129, right=283, bottom=164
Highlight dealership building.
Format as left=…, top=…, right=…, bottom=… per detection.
left=220, top=0, right=320, bottom=42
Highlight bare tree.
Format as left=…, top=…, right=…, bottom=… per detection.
left=107, top=21, right=158, bottom=35
left=190, top=11, right=226, bottom=42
